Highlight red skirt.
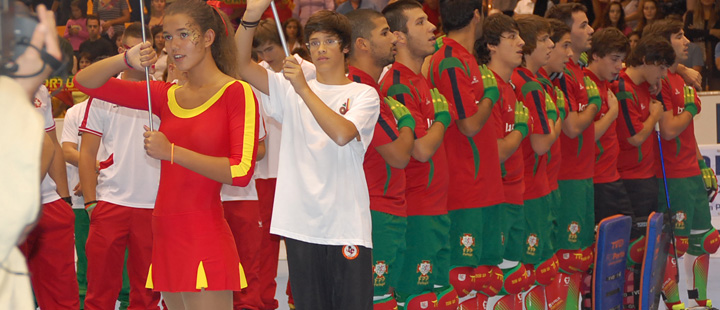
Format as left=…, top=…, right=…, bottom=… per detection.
left=145, top=207, right=247, bottom=292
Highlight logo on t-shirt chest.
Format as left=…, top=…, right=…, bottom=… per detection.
left=339, top=98, right=350, bottom=115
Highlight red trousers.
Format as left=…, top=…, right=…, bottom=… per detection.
left=84, top=202, right=160, bottom=310
left=256, top=178, right=281, bottom=310
left=224, top=200, right=263, bottom=310
left=20, top=199, right=80, bottom=310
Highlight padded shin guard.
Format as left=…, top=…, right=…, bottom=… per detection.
left=500, top=263, right=528, bottom=295
left=686, top=254, right=710, bottom=305
left=375, top=295, right=399, bottom=310
left=661, top=254, right=683, bottom=310
left=450, top=267, right=476, bottom=298
left=563, top=272, right=582, bottom=310
left=627, top=237, right=645, bottom=267
left=545, top=273, right=568, bottom=310
left=493, top=294, right=515, bottom=310
left=435, top=285, right=459, bottom=310
left=688, top=230, right=720, bottom=255
left=535, top=255, right=560, bottom=287
left=672, top=237, right=689, bottom=258
left=524, top=286, right=547, bottom=310
left=557, top=249, right=584, bottom=274
left=405, top=291, right=438, bottom=310
left=475, top=265, right=504, bottom=298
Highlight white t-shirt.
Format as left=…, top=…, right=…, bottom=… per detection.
left=78, top=94, right=161, bottom=209
left=220, top=114, right=268, bottom=202
left=265, top=70, right=379, bottom=248
left=255, top=54, right=316, bottom=179
left=61, top=100, right=108, bottom=209
left=34, top=85, right=62, bottom=204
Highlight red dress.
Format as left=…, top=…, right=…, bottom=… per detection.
left=76, top=78, right=259, bottom=292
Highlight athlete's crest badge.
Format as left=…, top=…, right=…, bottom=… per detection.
left=526, top=234, right=538, bottom=255
left=674, top=211, right=687, bottom=230
left=461, top=233, right=475, bottom=257
left=373, top=261, right=387, bottom=287
left=568, top=221, right=580, bottom=243
left=417, top=260, right=432, bottom=285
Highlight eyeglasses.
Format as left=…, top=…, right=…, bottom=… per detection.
left=305, top=38, right=342, bottom=50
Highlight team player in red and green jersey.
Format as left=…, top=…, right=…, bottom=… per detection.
left=346, top=9, right=416, bottom=309
left=642, top=20, right=720, bottom=309
left=474, top=13, right=532, bottom=310
left=427, top=1, right=508, bottom=308
left=380, top=1, right=455, bottom=308
left=610, top=35, right=673, bottom=309
left=511, top=15, right=563, bottom=310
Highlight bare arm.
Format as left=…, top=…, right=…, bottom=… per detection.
left=79, top=133, right=100, bottom=203
left=75, top=42, right=156, bottom=89
left=594, top=91, right=619, bottom=141
left=376, top=127, right=414, bottom=169
left=41, top=133, right=55, bottom=181
left=497, top=131, right=524, bottom=163
left=658, top=110, right=693, bottom=140
left=456, top=99, right=493, bottom=137
left=530, top=119, right=559, bottom=155
left=627, top=101, right=662, bottom=147
left=62, top=142, right=80, bottom=167
left=257, top=140, right=266, bottom=161
left=47, top=129, right=70, bottom=197
left=234, top=0, right=273, bottom=95
left=562, top=105, right=598, bottom=138
left=411, top=123, right=446, bottom=162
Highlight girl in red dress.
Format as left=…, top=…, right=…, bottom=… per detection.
left=74, top=0, right=259, bottom=308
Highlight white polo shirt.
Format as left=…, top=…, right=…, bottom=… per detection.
left=264, top=70, right=379, bottom=248
left=78, top=86, right=161, bottom=209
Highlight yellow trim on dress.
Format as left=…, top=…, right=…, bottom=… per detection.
left=239, top=262, right=248, bottom=289
left=196, top=261, right=208, bottom=290
left=230, top=81, right=257, bottom=179
left=145, top=264, right=154, bottom=289
left=167, top=81, right=236, bottom=119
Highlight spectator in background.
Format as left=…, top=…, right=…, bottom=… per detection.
left=92, top=0, right=129, bottom=38
left=283, top=18, right=305, bottom=51
left=148, top=0, right=166, bottom=28
left=336, top=0, right=382, bottom=15
left=151, top=26, right=167, bottom=81
left=111, top=30, right=124, bottom=54
left=636, top=0, right=660, bottom=31
left=292, top=0, right=334, bottom=25
left=716, top=42, right=720, bottom=71
left=78, top=15, right=116, bottom=60
left=627, top=30, right=641, bottom=50
left=63, top=0, right=89, bottom=52
left=594, top=2, right=632, bottom=35
left=683, top=37, right=705, bottom=72
left=623, top=0, right=641, bottom=30
left=423, top=0, right=441, bottom=34
left=684, top=0, right=720, bottom=89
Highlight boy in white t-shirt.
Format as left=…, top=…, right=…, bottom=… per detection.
left=251, top=18, right=317, bottom=310
left=78, top=23, right=162, bottom=310
left=236, top=2, right=380, bottom=308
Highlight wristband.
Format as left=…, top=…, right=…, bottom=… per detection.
left=123, top=51, right=133, bottom=70
left=434, top=111, right=451, bottom=129
left=396, top=115, right=416, bottom=132
left=84, top=200, right=98, bottom=211
left=699, top=159, right=709, bottom=170
left=240, top=18, right=260, bottom=30
left=514, top=123, right=529, bottom=139
left=684, top=102, right=698, bottom=117
left=171, top=143, right=175, bottom=164
left=61, top=196, right=72, bottom=206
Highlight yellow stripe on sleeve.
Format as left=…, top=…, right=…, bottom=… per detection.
left=230, top=81, right=257, bottom=179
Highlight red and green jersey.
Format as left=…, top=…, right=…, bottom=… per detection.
left=349, top=66, right=408, bottom=217
left=611, top=71, right=656, bottom=179
left=512, top=67, right=551, bottom=200
left=552, top=60, right=595, bottom=180
left=538, top=68, right=562, bottom=190
left=492, top=70, right=525, bottom=205
left=427, top=36, right=504, bottom=210
left=655, top=71, right=702, bottom=179
left=585, top=69, right=621, bottom=184
left=380, top=62, right=449, bottom=216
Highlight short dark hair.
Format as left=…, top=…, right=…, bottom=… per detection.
left=642, top=19, right=683, bottom=43
left=304, top=10, right=352, bottom=55
left=252, top=19, right=283, bottom=49
left=382, top=0, right=422, bottom=34
left=439, top=0, right=483, bottom=33
left=123, top=22, right=152, bottom=45
left=515, top=14, right=551, bottom=56
left=628, top=30, right=642, bottom=39
left=545, top=3, right=587, bottom=28
left=347, top=9, right=386, bottom=55
left=625, top=35, right=675, bottom=67
left=587, top=27, right=629, bottom=64
left=548, top=18, right=570, bottom=44
left=86, top=14, right=100, bottom=26
left=475, top=13, right=519, bottom=65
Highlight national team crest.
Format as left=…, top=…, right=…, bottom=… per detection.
left=417, top=260, right=432, bottom=285
left=374, top=261, right=387, bottom=287
left=461, top=233, right=475, bottom=257
left=674, top=211, right=687, bottom=230
left=526, top=234, right=538, bottom=255
left=342, top=245, right=359, bottom=260
left=568, top=221, right=580, bottom=243
left=420, top=301, right=430, bottom=309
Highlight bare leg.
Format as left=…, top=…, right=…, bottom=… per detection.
left=162, top=292, right=186, bottom=310
left=183, top=290, right=233, bottom=310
